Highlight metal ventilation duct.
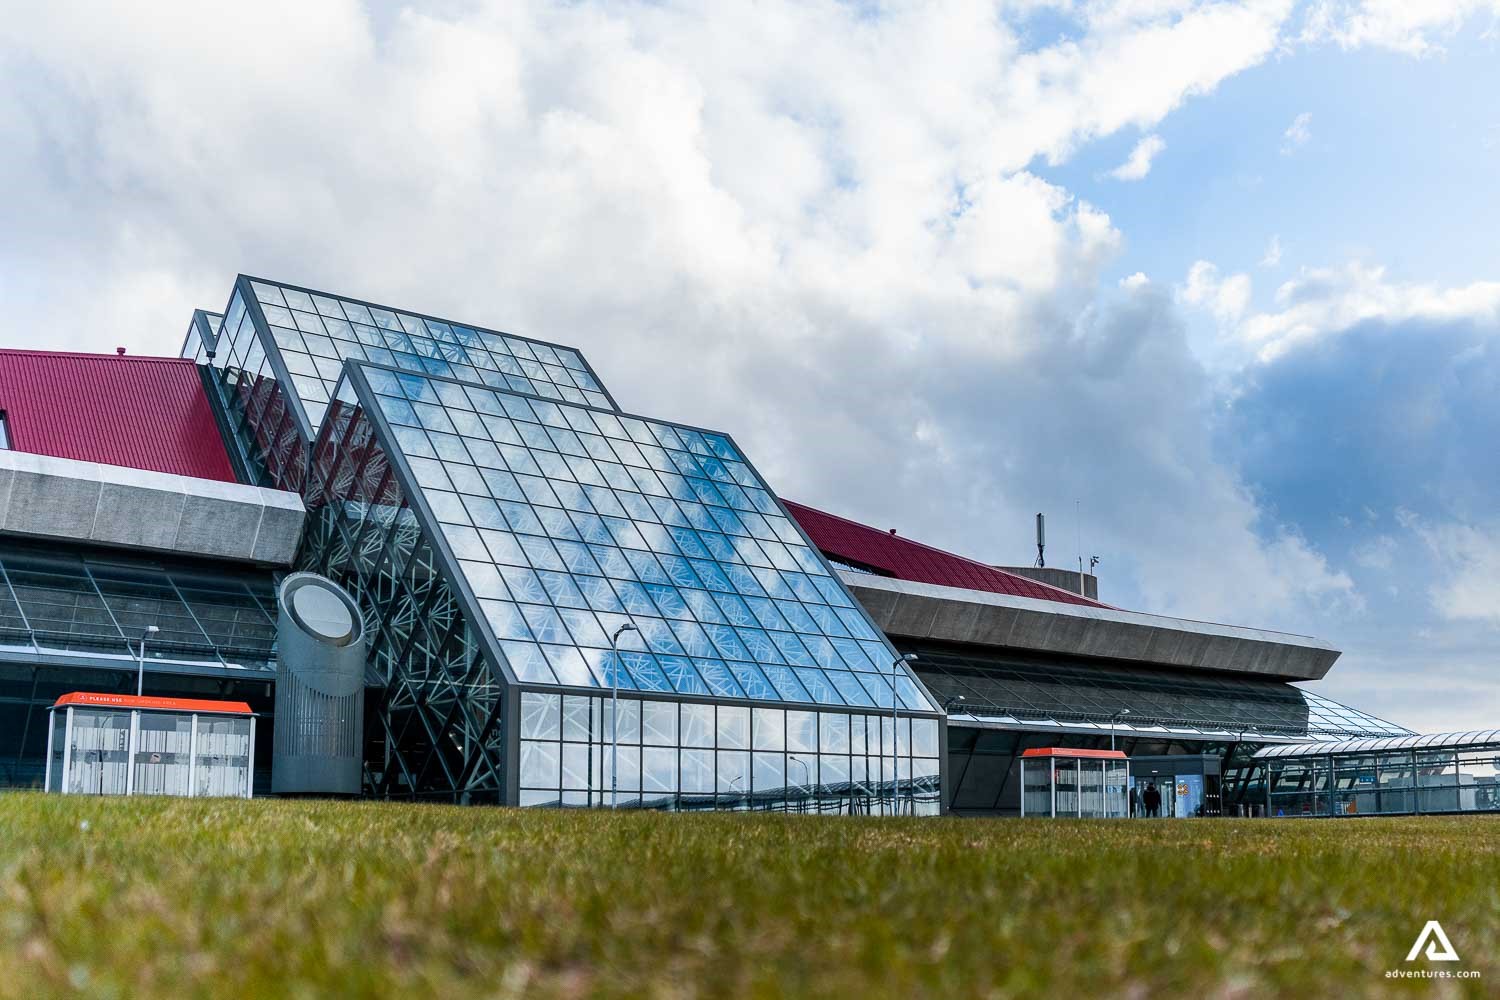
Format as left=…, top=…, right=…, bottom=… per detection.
left=272, top=572, right=366, bottom=795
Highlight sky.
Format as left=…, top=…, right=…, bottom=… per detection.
left=2, top=0, right=1498, bottom=733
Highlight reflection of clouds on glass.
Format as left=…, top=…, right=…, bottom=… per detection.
left=361, top=363, right=938, bottom=713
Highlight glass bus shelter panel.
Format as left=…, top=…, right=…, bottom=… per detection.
left=1081, top=759, right=1111, bottom=817
left=134, top=711, right=194, bottom=797
left=1021, top=758, right=1050, bottom=816
left=66, top=707, right=130, bottom=796
left=47, top=712, right=66, bottom=793
left=194, top=716, right=254, bottom=798
left=1055, top=757, right=1080, bottom=816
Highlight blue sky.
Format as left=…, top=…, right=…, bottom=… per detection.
left=1049, top=30, right=1500, bottom=295
left=1, top=0, right=1498, bottom=732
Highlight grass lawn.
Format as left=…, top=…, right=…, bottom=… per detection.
left=0, top=794, right=1495, bottom=997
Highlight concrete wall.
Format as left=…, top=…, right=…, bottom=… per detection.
left=0, top=450, right=305, bottom=565
left=994, top=566, right=1098, bottom=601
left=843, top=572, right=1341, bottom=681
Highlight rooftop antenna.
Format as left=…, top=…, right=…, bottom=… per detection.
left=1076, top=500, right=1084, bottom=597
left=1035, top=513, right=1045, bottom=568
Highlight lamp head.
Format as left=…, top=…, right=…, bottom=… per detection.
left=900, top=652, right=918, bottom=663
left=144, top=625, right=161, bottom=635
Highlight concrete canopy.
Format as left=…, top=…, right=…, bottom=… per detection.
left=841, top=572, right=1340, bottom=682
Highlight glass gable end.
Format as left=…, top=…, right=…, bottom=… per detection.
left=179, top=309, right=223, bottom=365
left=349, top=363, right=939, bottom=715
left=240, top=277, right=615, bottom=432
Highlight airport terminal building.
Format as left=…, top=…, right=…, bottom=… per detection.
left=2, top=274, right=1488, bottom=816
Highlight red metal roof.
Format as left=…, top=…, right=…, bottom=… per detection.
left=783, top=499, right=1106, bottom=608
left=0, top=350, right=236, bottom=482
left=52, top=692, right=253, bottom=715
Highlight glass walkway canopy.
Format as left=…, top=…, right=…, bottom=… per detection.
left=1255, top=730, right=1500, bottom=817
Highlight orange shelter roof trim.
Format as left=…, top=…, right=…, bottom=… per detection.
left=1020, top=747, right=1128, bottom=759
left=51, top=692, right=253, bottom=715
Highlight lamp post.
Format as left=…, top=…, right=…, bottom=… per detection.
left=135, top=625, right=160, bottom=697
left=1109, top=708, right=1131, bottom=754
left=608, top=623, right=639, bottom=810
left=890, top=652, right=917, bottom=816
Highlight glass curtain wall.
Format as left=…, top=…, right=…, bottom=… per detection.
left=517, top=692, right=941, bottom=813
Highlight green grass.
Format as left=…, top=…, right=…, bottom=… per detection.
left=0, top=795, right=1496, bottom=998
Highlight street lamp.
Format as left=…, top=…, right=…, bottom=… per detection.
left=135, top=625, right=160, bottom=697
left=943, top=695, right=966, bottom=714
left=890, top=652, right=917, bottom=816
left=1109, top=708, right=1131, bottom=754
left=789, top=754, right=811, bottom=811
left=608, top=623, right=639, bottom=810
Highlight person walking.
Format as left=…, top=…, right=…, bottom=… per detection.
left=1143, top=781, right=1161, bottom=818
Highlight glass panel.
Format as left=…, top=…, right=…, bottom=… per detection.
left=1022, top=758, right=1051, bottom=817
left=194, top=716, right=252, bottom=798
left=65, top=708, right=130, bottom=795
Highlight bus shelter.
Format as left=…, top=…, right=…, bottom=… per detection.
left=1020, top=748, right=1129, bottom=818
left=46, top=692, right=255, bottom=799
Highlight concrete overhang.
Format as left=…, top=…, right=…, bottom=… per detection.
left=840, top=572, right=1340, bottom=682
left=0, top=451, right=305, bottom=566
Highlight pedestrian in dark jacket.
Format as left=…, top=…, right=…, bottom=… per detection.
left=1143, top=782, right=1162, bottom=817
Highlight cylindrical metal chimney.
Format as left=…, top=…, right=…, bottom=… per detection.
left=272, top=572, right=366, bottom=795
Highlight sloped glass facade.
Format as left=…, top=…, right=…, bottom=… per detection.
left=199, top=273, right=943, bottom=809
left=360, top=364, right=935, bottom=713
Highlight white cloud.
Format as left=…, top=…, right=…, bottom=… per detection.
left=1260, top=235, right=1283, bottom=268
left=1352, top=535, right=1397, bottom=570
left=0, top=0, right=1375, bottom=631
left=1108, top=133, right=1166, bottom=180
left=1280, top=110, right=1312, bottom=154
left=1417, top=521, right=1500, bottom=625
left=1237, top=262, right=1500, bottom=361
left=1302, top=0, right=1500, bottom=55
left=1181, top=260, right=1253, bottom=324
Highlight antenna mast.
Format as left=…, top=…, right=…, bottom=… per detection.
left=1035, top=513, right=1045, bottom=568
